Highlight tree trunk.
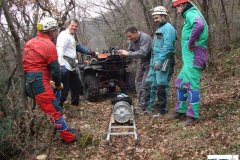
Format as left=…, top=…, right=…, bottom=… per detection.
left=2, top=0, right=27, bottom=109
left=202, top=0, right=214, bottom=65
left=137, top=0, right=154, bottom=36
left=220, top=0, right=230, bottom=42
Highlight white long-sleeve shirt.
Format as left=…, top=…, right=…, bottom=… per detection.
left=56, top=29, right=77, bottom=71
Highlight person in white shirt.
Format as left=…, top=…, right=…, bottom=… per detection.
left=56, top=18, right=94, bottom=107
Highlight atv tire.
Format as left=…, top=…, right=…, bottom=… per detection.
left=83, top=74, right=100, bottom=102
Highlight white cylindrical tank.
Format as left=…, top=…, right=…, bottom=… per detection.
left=112, top=101, right=132, bottom=123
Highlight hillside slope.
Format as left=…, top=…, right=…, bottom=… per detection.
left=46, top=48, right=239, bottom=160
left=7, top=48, right=238, bottom=160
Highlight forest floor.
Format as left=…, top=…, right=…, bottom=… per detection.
left=35, top=48, right=240, bottom=160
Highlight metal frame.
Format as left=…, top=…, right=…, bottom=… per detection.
left=106, top=105, right=138, bottom=145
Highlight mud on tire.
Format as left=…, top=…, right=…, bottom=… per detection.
left=83, top=74, right=100, bottom=102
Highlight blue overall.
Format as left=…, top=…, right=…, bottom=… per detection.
left=146, top=22, right=176, bottom=114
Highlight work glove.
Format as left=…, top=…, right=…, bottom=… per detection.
left=50, top=81, right=64, bottom=90
left=56, top=83, right=64, bottom=90
left=154, top=60, right=162, bottom=70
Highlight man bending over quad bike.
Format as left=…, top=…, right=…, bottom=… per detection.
left=118, top=26, right=152, bottom=115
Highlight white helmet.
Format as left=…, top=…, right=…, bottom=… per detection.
left=152, top=6, right=168, bottom=16
left=37, top=17, right=58, bottom=32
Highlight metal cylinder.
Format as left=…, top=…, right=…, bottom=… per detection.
left=112, top=101, right=132, bottom=123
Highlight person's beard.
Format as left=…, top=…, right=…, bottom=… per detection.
left=154, top=20, right=161, bottom=29
left=154, top=20, right=160, bottom=26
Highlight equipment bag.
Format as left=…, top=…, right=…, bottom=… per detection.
left=63, top=55, right=77, bottom=68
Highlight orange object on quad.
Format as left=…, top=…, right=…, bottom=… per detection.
left=97, top=53, right=108, bottom=59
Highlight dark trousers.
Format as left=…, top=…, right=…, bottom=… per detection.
left=60, top=67, right=82, bottom=107
left=135, top=63, right=150, bottom=110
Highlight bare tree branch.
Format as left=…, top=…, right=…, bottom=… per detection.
left=36, top=0, right=52, bottom=16
left=59, top=0, right=75, bottom=27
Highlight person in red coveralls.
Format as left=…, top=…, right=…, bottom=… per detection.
left=23, top=17, right=77, bottom=143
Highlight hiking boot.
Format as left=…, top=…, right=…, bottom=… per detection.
left=152, top=113, right=162, bottom=119
left=152, top=113, right=164, bottom=119
left=61, top=137, right=77, bottom=144
left=183, top=117, right=198, bottom=125
left=60, top=128, right=78, bottom=144
left=135, top=108, right=146, bottom=115
left=171, top=112, right=185, bottom=120
left=152, top=111, right=168, bottom=119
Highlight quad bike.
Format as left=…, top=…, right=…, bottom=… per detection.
left=76, top=47, right=135, bottom=102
